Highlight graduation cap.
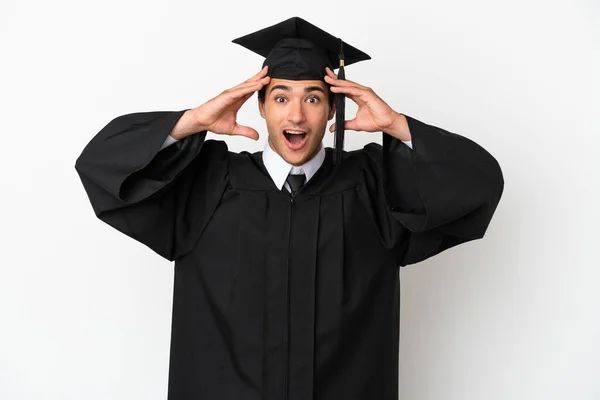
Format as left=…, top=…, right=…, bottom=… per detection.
left=232, top=17, right=371, bottom=165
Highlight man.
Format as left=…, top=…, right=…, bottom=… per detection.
left=75, top=17, right=503, bottom=400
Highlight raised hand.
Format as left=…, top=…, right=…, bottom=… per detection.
left=177, top=66, right=271, bottom=140
left=324, top=67, right=411, bottom=141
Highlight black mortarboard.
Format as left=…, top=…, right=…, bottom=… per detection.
left=232, top=17, right=371, bottom=164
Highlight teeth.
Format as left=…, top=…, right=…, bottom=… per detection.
left=285, top=130, right=306, bottom=135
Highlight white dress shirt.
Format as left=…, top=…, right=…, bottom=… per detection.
left=262, top=141, right=326, bottom=192
left=160, top=135, right=413, bottom=192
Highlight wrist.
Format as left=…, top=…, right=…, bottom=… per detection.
left=170, top=109, right=207, bottom=140
left=385, top=112, right=412, bottom=142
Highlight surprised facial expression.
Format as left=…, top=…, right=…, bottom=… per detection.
left=259, top=78, right=335, bottom=166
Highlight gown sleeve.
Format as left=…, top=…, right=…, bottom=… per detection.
left=359, top=114, right=504, bottom=267
left=74, top=110, right=229, bottom=261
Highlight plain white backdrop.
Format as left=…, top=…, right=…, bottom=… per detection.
left=1, top=0, right=598, bottom=399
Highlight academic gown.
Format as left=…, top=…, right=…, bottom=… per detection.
left=75, top=110, right=503, bottom=400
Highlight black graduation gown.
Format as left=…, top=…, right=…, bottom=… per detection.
left=75, top=110, right=503, bottom=400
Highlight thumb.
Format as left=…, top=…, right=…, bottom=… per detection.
left=231, top=123, right=259, bottom=141
left=329, top=119, right=359, bottom=132
left=343, top=118, right=360, bottom=131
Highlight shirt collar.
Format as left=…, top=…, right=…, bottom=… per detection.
left=262, top=140, right=326, bottom=190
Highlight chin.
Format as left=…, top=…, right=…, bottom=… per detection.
left=283, top=153, right=308, bottom=166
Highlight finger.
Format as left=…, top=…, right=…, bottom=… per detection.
left=325, top=67, right=337, bottom=79
left=228, top=76, right=270, bottom=93
left=232, top=79, right=268, bottom=94
left=231, top=123, right=259, bottom=141
left=245, top=65, right=269, bottom=83
left=324, top=73, right=369, bottom=90
left=217, top=81, right=266, bottom=115
left=227, top=78, right=270, bottom=99
left=329, top=86, right=368, bottom=106
left=325, top=74, right=366, bottom=89
left=329, top=85, right=368, bottom=98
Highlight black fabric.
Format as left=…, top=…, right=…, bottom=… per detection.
left=286, top=173, right=306, bottom=196
left=232, top=17, right=370, bottom=81
left=75, top=111, right=504, bottom=400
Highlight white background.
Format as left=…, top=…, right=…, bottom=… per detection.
left=1, top=1, right=598, bottom=399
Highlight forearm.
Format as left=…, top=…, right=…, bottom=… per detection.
left=169, top=109, right=206, bottom=140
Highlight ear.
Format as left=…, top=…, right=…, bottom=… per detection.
left=328, top=99, right=336, bottom=121
left=258, top=99, right=266, bottom=119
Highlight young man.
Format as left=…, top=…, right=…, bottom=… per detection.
left=75, top=17, right=503, bottom=400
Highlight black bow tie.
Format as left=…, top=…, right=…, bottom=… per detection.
left=286, top=173, right=306, bottom=195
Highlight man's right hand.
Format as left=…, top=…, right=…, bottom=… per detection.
left=169, top=66, right=271, bottom=141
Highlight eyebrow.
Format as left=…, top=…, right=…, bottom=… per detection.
left=269, top=85, right=326, bottom=95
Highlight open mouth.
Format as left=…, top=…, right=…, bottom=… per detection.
left=283, top=129, right=308, bottom=150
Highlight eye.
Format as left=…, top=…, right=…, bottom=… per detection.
left=275, top=96, right=286, bottom=103
left=307, top=96, right=320, bottom=104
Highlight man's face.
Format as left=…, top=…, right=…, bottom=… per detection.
left=259, top=78, right=335, bottom=166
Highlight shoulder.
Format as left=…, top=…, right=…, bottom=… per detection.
left=317, top=144, right=384, bottom=190
left=343, top=142, right=384, bottom=171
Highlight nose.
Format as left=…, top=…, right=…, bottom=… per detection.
left=287, top=99, right=306, bottom=125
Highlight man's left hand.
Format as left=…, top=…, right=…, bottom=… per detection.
left=324, top=67, right=411, bottom=142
